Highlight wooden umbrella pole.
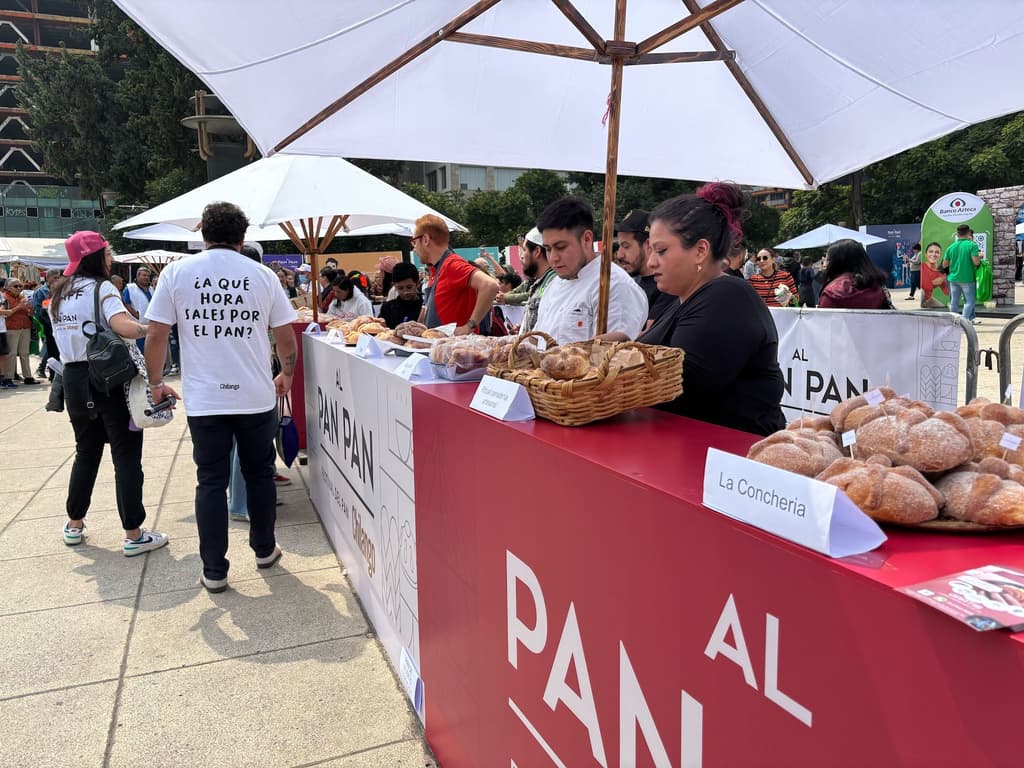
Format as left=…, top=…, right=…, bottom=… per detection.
left=596, top=0, right=627, bottom=336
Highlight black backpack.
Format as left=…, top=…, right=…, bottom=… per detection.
left=83, top=281, right=137, bottom=394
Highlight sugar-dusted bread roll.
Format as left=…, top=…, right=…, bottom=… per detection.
left=956, top=398, right=1024, bottom=425
left=541, top=348, right=591, bottom=380
left=422, top=328, right=449, bottom=339
left=747, top=429, right=843, bottom=478
left=960, top=419, right=1024, bottom=465
left=854, top=409, right=974, bottom=473
left=350, top=315, right=378, bottom=330
left=829, top=387, right=899, bottom=432
left=786, top=416, right=834, bottom=433
left=394, top=321, right=427, bottom=340
left=934, top=457, right=1024, bottom=526
left=816, top=454, right=942, bottom=524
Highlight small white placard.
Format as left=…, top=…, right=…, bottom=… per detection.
left=399, top=647, right=425, bottom=720
left=394, top=352, right=433, bottom=380
left=303, top=322, right=322, bottom=335
left=324, top=328, right=345, bottom=344
left=841, top=430, right=857, bottom=448
left=355, top=334, right=382, bottom=358
left=1000, top=432, right=1022, bottom=451
left=703, top=448, right=886, bottom=558
left=864, top=388, right=885, bottom=406
left=470, top=375, right=535, bottom=422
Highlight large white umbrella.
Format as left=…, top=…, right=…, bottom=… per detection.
left=775, top=225, right=886, bottom=250
left=123, top=221, right=289, bottom=244
left=113, top=249, right=189, bottom=265
left=112, top=0, right=1024, bottom=329
left=114, top=154, right=465, bottom=236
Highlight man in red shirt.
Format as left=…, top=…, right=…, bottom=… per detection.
left=414, top=214, right=498, bottom=334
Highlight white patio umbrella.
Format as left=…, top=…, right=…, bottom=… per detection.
left=114, top=154, right=465, bottom=319
left=113, top=249, right=190, bottom=266
left=112, top=0, right=1024, bottom=330
left=123, top=221, right=289, bottom=244
left=775, top=225, right=886, bottom=250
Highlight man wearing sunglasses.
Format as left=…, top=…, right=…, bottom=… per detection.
left=413, top=215, right=499, bottom=335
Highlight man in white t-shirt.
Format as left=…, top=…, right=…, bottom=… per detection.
left=144, top=201, right=298, bottom=593
left=532, top=197, right=647, bottom=345
left=122, top=267, right=152, bottom=351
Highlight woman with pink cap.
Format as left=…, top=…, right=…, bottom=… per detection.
left=48, top=230, right=168, bottom=556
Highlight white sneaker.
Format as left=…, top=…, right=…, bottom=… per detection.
left=255, top=545, right=283, bottom=569
left=63, top=521, right=85, bottom=546
left=123, top=529, right=169, bottom=557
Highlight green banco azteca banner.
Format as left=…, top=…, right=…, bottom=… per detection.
left=920, top=192, right=994, bottom=306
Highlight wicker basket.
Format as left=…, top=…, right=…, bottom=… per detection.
left=486, top=331, right=683, bottom=426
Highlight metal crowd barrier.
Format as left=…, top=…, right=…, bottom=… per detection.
left=997, top=313, right=1024, bottom=402
left=770, top=307, right=979, bottom=406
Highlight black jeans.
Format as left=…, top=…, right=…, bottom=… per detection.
left=188, top=408, right=278, bottom=580
left=63, top=363, right=146, bottom=531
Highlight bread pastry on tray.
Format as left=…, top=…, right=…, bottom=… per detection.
left=853, top=409, right=974, bottom=473
left=747, top=429, right=843, bottom=478
left=934, top=457, right=1024, bottom=526
left=816, top=454, right=943, bottom=525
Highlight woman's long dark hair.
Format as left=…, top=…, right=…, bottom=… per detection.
left=50, top=247, right=110, bottom=317
left=822, top=239, right=886, bottom=290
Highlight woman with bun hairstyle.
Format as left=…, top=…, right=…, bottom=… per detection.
left=817, top=239, right=892, bottom=309
left=638, top=182, right=786, bottom=435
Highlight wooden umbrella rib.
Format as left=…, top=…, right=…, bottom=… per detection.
left=628, top=50, right=734, bottom=65
left=636, top=0, right=745, bottom=56
left=448, top=31, right=601, bottom=62
left=274, top=0, right=502, bottom=152
left=550, top=0, right=606, bottom=54
left=681, top=0, right=813, bottom=185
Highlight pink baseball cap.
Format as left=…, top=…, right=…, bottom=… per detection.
left=64, top=230, right=109, bottom=276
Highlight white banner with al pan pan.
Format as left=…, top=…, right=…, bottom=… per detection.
left=769, top=308, right=963, bottom=421
left=302, top=335, right=424, bottom=719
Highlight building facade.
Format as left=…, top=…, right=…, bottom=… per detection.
left=0, top=0, right=102, bottom=235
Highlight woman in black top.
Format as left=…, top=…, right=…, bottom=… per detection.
left=638, top=183, right=786, bottom=435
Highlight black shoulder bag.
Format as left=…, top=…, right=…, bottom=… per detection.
left=82, top=281, right=137, bottom=394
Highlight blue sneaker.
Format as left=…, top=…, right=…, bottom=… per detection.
left=63, top=521, right=85, bottom=546
left=123, top=529, right=169, bottom=557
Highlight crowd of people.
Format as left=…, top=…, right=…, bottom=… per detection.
left=0, top=186, right=990, bottom=577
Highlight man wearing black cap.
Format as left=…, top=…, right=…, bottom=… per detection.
left=614, top=209, right=676, bottom=329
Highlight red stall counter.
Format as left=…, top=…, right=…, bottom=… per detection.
left=289, top=320, right=322, bottom=450
left=412, top=384, right=1024, bottom=767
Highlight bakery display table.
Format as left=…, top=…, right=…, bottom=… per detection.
left=412, top=384, right=1024, bottom=767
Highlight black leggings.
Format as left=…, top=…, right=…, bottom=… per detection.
left=63, top=363, right=146, bottom=531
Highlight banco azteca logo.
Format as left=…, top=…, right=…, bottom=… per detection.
left=950, top=197, right=966, bottom=209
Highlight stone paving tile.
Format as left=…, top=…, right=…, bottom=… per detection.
left=16, top=480, right=167, bottom=520
left=1, top=464, right=70, bottom=494
left=128, top=568, right=367, bottom=675
left=0, top=490, right=33, bottom=530
left=1, top=447, right=74, bottom=470
left=139, top=521, right=338, bottom=596
left=108, top=637, right=418, bottom=768
left=310, top=740, right=438, bottom=768
left=0, top=681, right=117, bottom=768
left=151, top=490, right=317, bottom=541
left=0, top=515, right=128, bottom=560
left=0, top=545, right=143, bottom=615
left=0, top=598, right=133, bottom=699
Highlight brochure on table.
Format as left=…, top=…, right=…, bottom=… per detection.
left=900, top=565, right=1024, bottom=632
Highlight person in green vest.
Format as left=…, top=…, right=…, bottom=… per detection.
left=941, top=224, right=981, bottom=325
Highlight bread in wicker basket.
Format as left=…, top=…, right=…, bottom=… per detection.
left=486, top=331, right=683, bottom=426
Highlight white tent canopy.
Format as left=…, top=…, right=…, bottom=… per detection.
left=775, top=225, right=886, bottom=250
left=113, top=154, right=466, bottom=234
left=113, top=1, right=1024, bottom=189
left=0, top=237, right=69, bottom=268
